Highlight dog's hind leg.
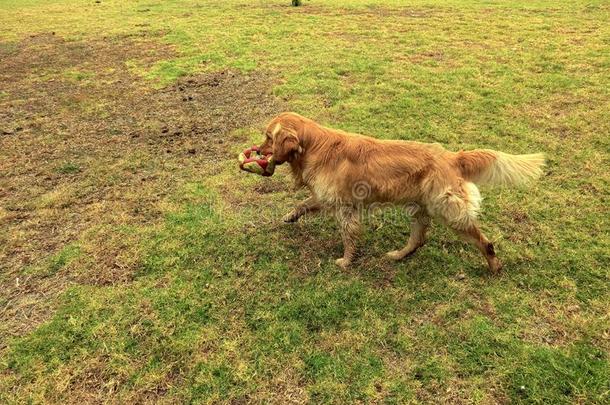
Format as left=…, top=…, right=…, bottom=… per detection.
left=432, top=181, right=501, bottom=273
left=283, top=196, right=322, bottom=223
left=451, top=225, right=502, bottom=273
left=335, top=206, right=361, bottom=269
left=386, top=213, right=430, bottom=260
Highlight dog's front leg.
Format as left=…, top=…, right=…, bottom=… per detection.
left=335, top=206, right=361, bottom=269
left=283, top=196, right=322, bottom=223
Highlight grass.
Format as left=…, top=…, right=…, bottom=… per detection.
left=1, top=0, right=609, bottom=403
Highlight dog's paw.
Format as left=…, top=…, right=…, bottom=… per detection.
left=335, top=258, right=351, bottom=269
left=385, top=250, right=405, bottom=261
left=282, top=211, right=299, bottom=223
left=488, top=257, right=503, bottom=274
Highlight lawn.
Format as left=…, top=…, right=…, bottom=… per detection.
left=1, top=0, right=608, bottom=403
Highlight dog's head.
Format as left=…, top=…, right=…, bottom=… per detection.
left=259, top=118, right=303, bottom=164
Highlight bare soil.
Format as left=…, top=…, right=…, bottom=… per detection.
left=0, top=33, right=283, bottom=340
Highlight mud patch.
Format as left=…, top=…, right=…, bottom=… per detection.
left=0, top=33, right=283, bottom=339
left=135, top=70, right=279, bottom=157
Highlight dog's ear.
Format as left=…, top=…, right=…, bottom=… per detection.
left=272, top=125, right=302, bottom=163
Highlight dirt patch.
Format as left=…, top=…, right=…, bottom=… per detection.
left=0, top=32, right=166, bottom=83
left=139, top=70, right=279, bottom=156
left=0, top=33, right=283, bottom=340
left=252, top=178, right=290, bottom=194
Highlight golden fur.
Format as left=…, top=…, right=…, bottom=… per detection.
left=259, top=112, right=545, bottom=272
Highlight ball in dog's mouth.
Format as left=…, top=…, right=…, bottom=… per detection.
left=238, top=146, right=276, bottom=176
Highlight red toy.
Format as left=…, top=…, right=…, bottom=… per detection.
left=238, top=146, right=276, bottom=177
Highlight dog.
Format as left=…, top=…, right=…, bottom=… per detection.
left=259, top=112, right=545, bottom=272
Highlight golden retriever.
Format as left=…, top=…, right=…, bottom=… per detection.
left=259, top=112, right=545, bottom=272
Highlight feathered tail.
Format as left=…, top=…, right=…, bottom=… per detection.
left=452, top=149, right=545, bottom=186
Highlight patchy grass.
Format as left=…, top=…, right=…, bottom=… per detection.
left=0, top=0, right=609, bottom=403
left=24, top=243, right=81, bottom=278
left=56, top=162, right=81, bottom=175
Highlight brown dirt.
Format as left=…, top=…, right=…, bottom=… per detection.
left=0, top=32, right=283, bottom=341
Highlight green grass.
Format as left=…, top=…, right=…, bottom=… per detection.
left=56, top=162, right=81, bottom=174
left=63, top=70, right=95, bottom=82
left=1, top=0, right=609, bottom=403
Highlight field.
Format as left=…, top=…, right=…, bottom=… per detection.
left=1, top=0, right=609, bottom=403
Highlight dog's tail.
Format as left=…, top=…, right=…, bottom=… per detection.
left=452, top=149, right=545, bottom=187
